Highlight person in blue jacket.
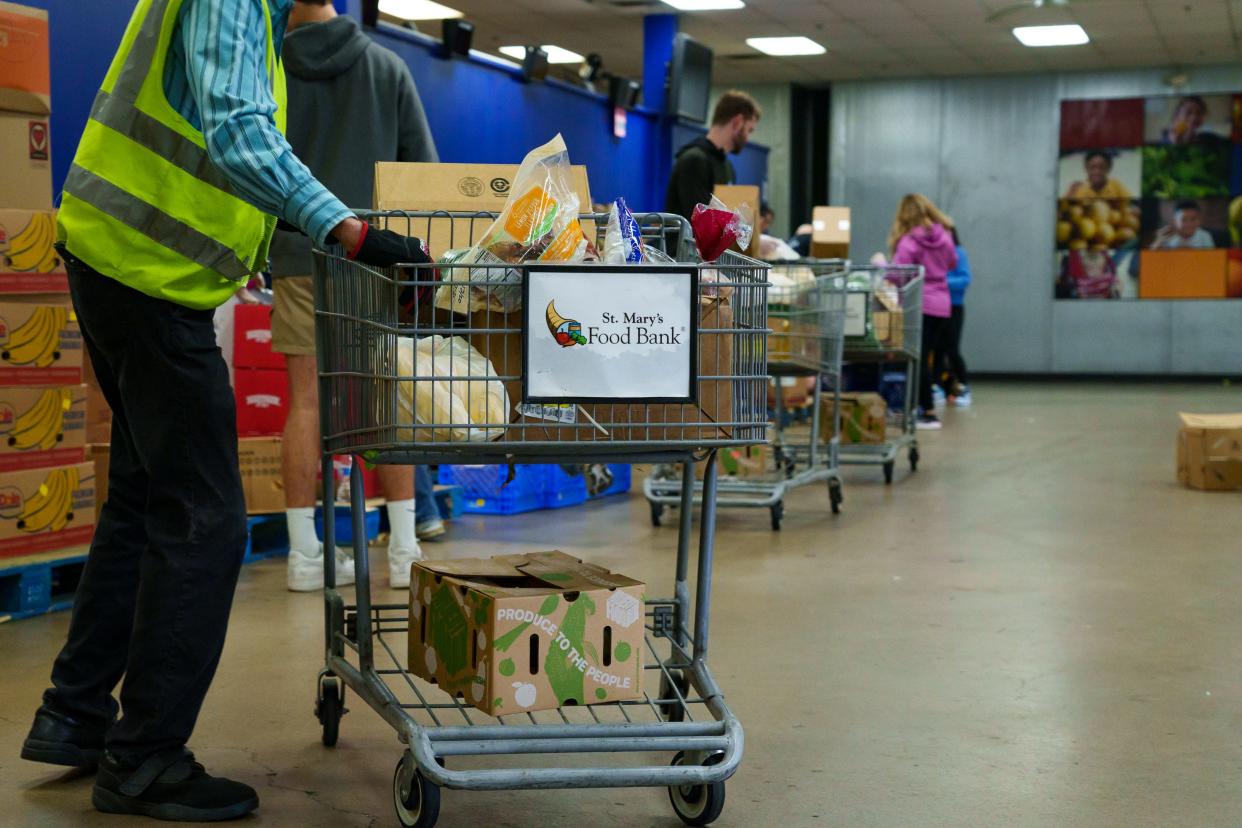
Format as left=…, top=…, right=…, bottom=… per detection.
left=942, top=228, right=972, bottom=407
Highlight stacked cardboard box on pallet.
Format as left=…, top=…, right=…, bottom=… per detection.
left=0, top=5, right=96, bottom=565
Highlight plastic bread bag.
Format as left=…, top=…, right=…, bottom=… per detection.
left=691, top=194, right=754, bottom=262
left=602, top=197, right=644, bottom=264
left=435, top=135, right=586, bottom=314
left=396, top=336, right=509, bottom=443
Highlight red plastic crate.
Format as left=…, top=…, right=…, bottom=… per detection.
left=233, top=304, right=285, bottom=370
left=234, top=368, right=289, bottom=436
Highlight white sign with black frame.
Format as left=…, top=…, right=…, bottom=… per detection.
left=523, top=266, right=698, bottom=404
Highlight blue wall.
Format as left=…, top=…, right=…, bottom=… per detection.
left=28, top=1, right=767, bottom=216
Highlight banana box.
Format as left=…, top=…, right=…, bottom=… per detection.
left=0, top=210, right=65, bottom=293
left=0, top=461, right=95, bottom=561
left=0, top=301, right=83, bottom=385
left=0, top=386, right=86, bottom=471
left=408, top=551, right=645, bottom=717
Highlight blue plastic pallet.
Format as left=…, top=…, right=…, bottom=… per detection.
left=589, top=464, right=632, bottom=499
left=0, top=549, right=89, bottom=623
left=242, top=505, right=381, bottom=565
left=441, top=464, right=628, bottom=515
left=542, top=466, right=588, bottom=510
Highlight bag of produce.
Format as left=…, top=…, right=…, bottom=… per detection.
left=436, top=135, right=590, bottom=314
left=396, top=336, right=509, bottom=443
left=691, top=195, right=754, bottom=262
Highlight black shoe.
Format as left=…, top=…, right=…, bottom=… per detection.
left=92, top=749, right=259, bottom=822
left=21, top=705, right=110, bottom=769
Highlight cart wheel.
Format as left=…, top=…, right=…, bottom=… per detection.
left=770, top=502, right=784, bottom=531
left=393, top=753, right=440, bottom=828
left=668, top=751, right=726, bottom=826
left=883, top=461, right=895, bottom=485
left=658, top=672, right=691, bottom=722
left=828, top=479, right=843, bottom=515
left=316, top=676, right=346, bottom=747
left=651, top=503, right=664, bottom=527
left=910, top=447, right=920, bottom=472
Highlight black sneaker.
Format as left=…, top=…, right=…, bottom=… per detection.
left=93, top=749, right=258, bottom=822
left=21, top=705, right=111, bottom=770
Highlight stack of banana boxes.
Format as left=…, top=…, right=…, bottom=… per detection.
left=0, top=2, right=97, bottom=563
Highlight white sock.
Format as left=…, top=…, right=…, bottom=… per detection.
left=386, top=499, right=418, bottom=551
left=286, top=507, right=320, bottom=554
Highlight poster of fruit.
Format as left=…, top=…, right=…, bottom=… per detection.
left=1055, top=93, right=1242, bottom=300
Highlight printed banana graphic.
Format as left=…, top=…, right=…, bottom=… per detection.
left=1, top=306, right=66, bottom=367
left=7, top=388, right=70, bottom=451
left=17, top=466, right=77, bottom=534
left=4, top=212, right=60, bottom=272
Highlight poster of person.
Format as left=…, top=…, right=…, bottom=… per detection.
left=1056, top=91, right=1242, bottom=300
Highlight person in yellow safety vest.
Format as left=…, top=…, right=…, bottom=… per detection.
left=20, top=1, right=426, bottom=821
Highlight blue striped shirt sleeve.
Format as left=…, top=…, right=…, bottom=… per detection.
left=178, top=0, right=352, bottom=247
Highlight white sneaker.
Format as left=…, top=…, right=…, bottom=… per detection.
left=416, top=517, right=446, bottom=542
left=286, top=545, right=356, bottom=592
left=953, top=387, right=972, bottom=408
left=388, top=543, right=425, bottom=589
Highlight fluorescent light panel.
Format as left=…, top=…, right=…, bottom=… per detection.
left=1012, top=24, right=1089, bottom=47
left=378, top=0, right=463, bottom=20
left=746, top=36, right=825, bottom=56
left=661, top=0, right=746, bottom=10
left=499, top=45, right=585, bottom=64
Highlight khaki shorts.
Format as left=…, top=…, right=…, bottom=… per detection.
left=271, top=275, right=316, bottom=355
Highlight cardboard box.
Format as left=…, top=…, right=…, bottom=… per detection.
left=238, top=436, right=285, bottom=514
left=0, top=300, right=83, bottom=385
left=0, top=2, right=53, bottom=211
left=234, top=368, right=289, bottom=437
left=0, top=385, right=86, bottom=471
left=720, top=444, right=770, bottom=479
left=873, top=309, right=904, bottom=349
left=408, top=551, right=645, bottom=716
left=713, top=184, right=761, bottom=259
left=84, top=358, right=111, bottom=444
left=0, top=460, right=96, bottom=560
left=373, top=162, right=594, bottom=258
left=0, top=209, right=65, bottom=292
left=820, top=392, right=888, bottom=445
left=810, top=206, right=850, bottom=260
left=1177, top=413, right=1242, bottom=491
left=233, top=303, right=284, bottom=370
left=462, top=299, right=736, bottom=444
left=89, top=443, right=109, bottom=522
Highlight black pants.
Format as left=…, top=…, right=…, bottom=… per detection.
left=43, top=252, right=247, bottom=764
left=937, top=305, right=968, bottom=388
left=918, top=314, right=951, bottom=414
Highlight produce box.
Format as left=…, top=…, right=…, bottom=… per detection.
left=0, top=300, right=82, bottom=384
left=89, top=443, right=108, bottom=522
left=238, top=437, right=284, bottom=514
left=1177, top=412, right=1242, bottom=491
left=234, top=368, right=289, bottom=437
left=84, top=355, right=111, bottom=444
left=873, top=309, right=903, bottom=349
left=0, top=2, right=52, bottom=211
left=233, top=303, right=284, bottom=370
left=820, top=392, right=888, bottom=445
left=720, top=444, right=770, bottom=479
left=408, top=551, right=645, bottom=716
left=0, top=209, right=64, bottom=292
left=0, top=460, right=95, bottom=560
left=0, top=385, right=86, bottom=471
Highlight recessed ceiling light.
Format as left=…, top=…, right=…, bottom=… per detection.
left=377, top=0, right=463, bottom=20
left=746, top=36, right=826, bottom=57
left=1012, top=24, right=1089, bottom=47
left=499, top=45, right=585, bottom=64
left=660, top=0, right=746, bottom=10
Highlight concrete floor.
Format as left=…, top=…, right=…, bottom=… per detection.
left=4, top=382, right=1242, bottom=827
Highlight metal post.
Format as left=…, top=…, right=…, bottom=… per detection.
left=674, top=460, right=694, bottom=651
left=322, top=455, right=336, bottom=661
left=693, top=451, right=719, bottom=663
left=350, top=458, right=373, bottom=663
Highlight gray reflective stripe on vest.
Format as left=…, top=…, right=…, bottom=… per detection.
left=89, top=91, right=237, bottom=197
left=64, top=164, right=252, bottom=283
left=112, top=0, right=172, bottom=103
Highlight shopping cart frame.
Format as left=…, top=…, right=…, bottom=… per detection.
left=311, top=210, right=768, bottom=827
left=839, top=264, right=924, bottom=484
left=643, top=261, right=849, bottom=530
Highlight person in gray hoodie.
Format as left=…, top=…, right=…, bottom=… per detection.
left=270, top=0, right=440, bottom=593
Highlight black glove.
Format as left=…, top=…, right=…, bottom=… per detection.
left=347, top=224, right=432, bottom=268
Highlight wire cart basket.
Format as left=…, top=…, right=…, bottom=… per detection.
left=644, top=260, right=848, bottom=531
left=840, top=264, right=924, bottom=484
left=311, top=209, right=769, bottom=827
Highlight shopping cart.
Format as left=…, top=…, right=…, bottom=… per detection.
left=311, top=209, right=769, bottom=827
left=644, top=260, right=847, bottom=530
left=839, top=264, right=924, bottom=484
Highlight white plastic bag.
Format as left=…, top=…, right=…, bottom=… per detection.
left=396, top=336, right=509, bottom=443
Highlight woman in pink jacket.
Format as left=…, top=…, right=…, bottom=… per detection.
left=889, top=194, right=958, bottom=430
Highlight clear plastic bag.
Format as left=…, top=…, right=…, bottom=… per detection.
left=396, top=336, right=509, bottom=443
left=435, top=135, right=588, bottom=314
left=691, top=194, right=754, bottom=262
left=602, top=197, right=644, bottom=264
